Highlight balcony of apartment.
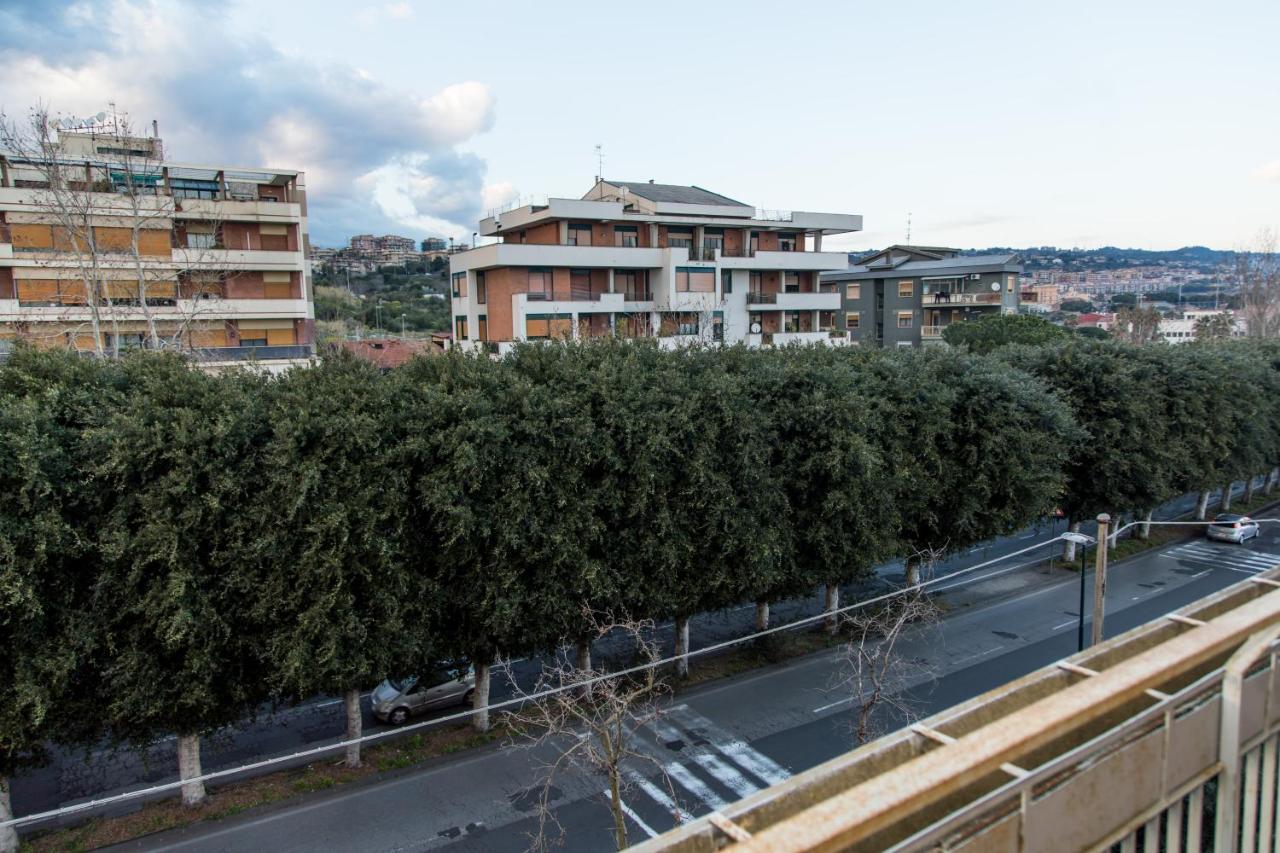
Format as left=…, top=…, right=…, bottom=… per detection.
left=746, top=286, right=841, bottom=312
left=449, top=241, right=666, bottom=272
left=172, top=247, right=304, bottom=272
left=516, top=290, right=630, bottom=316
left=719, top=247, right=850, bottom=272
left=922, top=290, right=1004, bottom=307
left=173, top=197, right=301, bottom=224
left=191, top=344, right=314, bottom=364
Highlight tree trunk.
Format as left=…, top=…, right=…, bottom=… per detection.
left=1266, top=468, right=1278, bottom=497
left=471, top=661, right=491, bottom=733
left=905, top=556, right=920, bottom=587
left=1196, top=491, right=1211, bottom=520
left=608, top=767, right=628, bottom=850
left=576, top=637, right=592, bottom=674
left=1245, top=475, right=1257, bottom=506
left=1137, top=509, right=1152, bottom=540
left=1221, top=481, right=1234, bottom=512
left=344, top=688, right=362, bottom=769
left=177, top=733, right=206, bottom=807
left=674, top=617, right=690, bottom=677
left=1064, top=521, right=1081, bottom=562
left=755, top=600, right=769, bottom=632
left=0, top=775, right=17, bottom=853
left=824, top=584, right=840, bottom=635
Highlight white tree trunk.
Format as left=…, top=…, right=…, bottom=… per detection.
left=177, top=733, right=206, bottom=807
left=824, top=584, right=840, bottom=635
left=1064, top=521, right=1081, bottom=562
left=472, top=661, right=491, bottom=733
left=905, top=556, right=920, bottom=587
left=1221, top=481, right=1234, bottom=512
left=674, top=617, right=690, bottom=677
left=1245, top=475, right=1257, bottom=505
left=1196, top=491, right=1211, bottom=520
left=755, top=601, right=769, bottom=632
left=0, top=775, right=17, bottom=853
left=576, top=638, right=592, bottom=674
left=344, top=688, right=362, bottom=769
left=1266, top=468, right=1278, bottom=497
left=1137, top=509, right=1153, bottom=540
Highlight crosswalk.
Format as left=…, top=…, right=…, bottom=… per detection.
left=614, top=705, right=792, bottom=838
left=1163, top=541, right=1280, bottom=575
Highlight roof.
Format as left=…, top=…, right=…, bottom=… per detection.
left=603, top=180, right=749, bottom=207
left=855, top=244, right=960, bottom=265
left=822, top=253, right=1023, bottom=282
left=336, top=338, right=440, bottom=368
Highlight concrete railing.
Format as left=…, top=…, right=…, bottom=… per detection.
left=634, top=565, right=1280, bottom=853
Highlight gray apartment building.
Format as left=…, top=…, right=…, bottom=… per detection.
left=820, top=245, right=1022, bottom=347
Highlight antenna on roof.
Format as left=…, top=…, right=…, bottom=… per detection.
left=594, top=144, right=603, bottom=183
left=906, top=212, right=912, bottom=244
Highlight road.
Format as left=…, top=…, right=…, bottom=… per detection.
left=107, top=500, right=1280, bottom=852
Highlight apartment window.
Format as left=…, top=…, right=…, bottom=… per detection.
left=897, top=311, right=914, bottom=329
left=1007, top=275, right=1015, bottom=293
left=749, top=271, right=763, bottom=297
left=659, top=312, right=699, bottom=337
left=846, top=312, right=861, bottom=331
left=477, top=315, right=488, bottom=341
left=617, top=270, right=651, bottom=301
left=703, top=228, right=724, bottom=252
left=778, top=233, right=797, bottom=252
left=613, top=226, right=638, bottom=248
left=676, top=266, right=715, bottom=292
left=186, top=231, right=217, bottom=249
left=819, top=311, right=835, bottom=331
left=567, top=223, right=593, bottom=246
left=169, top=178, right=221, bottom=200
left=846, top=283, right=861, bottom=301
left=749, top=232, right=760, bottom=254
left=239, top=332, right=268, bottom=347
left=451, top=272, right=467, bottom=298
left=667, top=228, right=694, bottom=249
left=259, top=224, right=289, bottom=252
left=721, top=270, right=733, bottom=294
left=784, top=272, right=800, bottom=293
left=898, top=280, right=915, bottom=298
left=526, top=314, right=571, bottom=340
left=570, top=268, right=592, bottom=300
left=476, top=271, right=487, bottom=304
left=455, top=316, right=468, bottom=340
left=527, top=268, right=551, bottom=300
left=712, top=312, right=724, bottom=341
left=783, top=311, right=808, bottom=333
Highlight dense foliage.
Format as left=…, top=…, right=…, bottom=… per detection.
left=1, top=337, right=1278, bottom=782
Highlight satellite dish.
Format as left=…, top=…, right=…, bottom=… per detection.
left=990, top=282, right=1001, bottom=292
left=750, top=322, right=762, bottom=334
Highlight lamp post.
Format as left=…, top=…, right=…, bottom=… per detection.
left=1062, top=530, right=1097, bottom=652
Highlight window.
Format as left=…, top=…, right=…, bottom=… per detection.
left=898, top=280, right=915, bottom=298
left=749, top=232, right=760, bottom=254
left=783, top=311, right=810, bottom=333
left=1007, top=275, right=1015, bottom=293
left=712, top=312, right=724, bottom=341
left=477, top=315, right=488, bottom=341
left=239, top=332, right=268, bottom=347
left=784, top=272, right=800, bottom=293
left=451, top=272, right=467, bottom=298
left=897, top=311, right=914, bottom=329
left=476, top=271, right=487, bottom=304
left=617, top=270, right=651, bottom=301
left=567, top=223, right=593, bottom=246
left=527, top=268, right=550, bottom=300
left=186, top=231, right=217, bottom=249
left=570, top=268, right=592, bottom=300
left=455, top=316, right=468, bottom=340
left=846, top=283, right=861, bottom=300
left=169, top=178, right=221, bottom=200
left=749, top=271, right=763, bottom=297
left=721, top=270, right=733, bottom=294
left=667, top=228, right=694, bottom=249
left=263, top=272, right=292, bottom=299
left=778, top=233, right=796, bottom=252
left=703, top=228, right=724, bottom=252
left=260, top=224, right=289, bottom=252
left=676, top=267, right=715, bottom=292
left=819, top=311, right=835, bottom=332
left=613, top=226, right=638, bottom=248
left=846, top=312, right=861, bottom=331
left=526, top=314, right=571, bottom=339
left=659, top=312, right=699, bottom=337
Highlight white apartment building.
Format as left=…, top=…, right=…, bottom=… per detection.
left=447, top=180, right=861, bottom=352
left=0, top=127, right=315, bottom=371
left=1159, top=308, right=1246, bottom=344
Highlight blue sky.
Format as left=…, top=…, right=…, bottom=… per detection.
left=2, top=0, right=1277, bottom=250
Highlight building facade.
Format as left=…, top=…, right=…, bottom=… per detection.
left=447, top=180, right=861, bottom=352
left=0, top=129, right=314, bottom=371
left=821, top=246, right=1022, bottom=347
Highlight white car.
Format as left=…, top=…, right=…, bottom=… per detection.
left=371, top=664, right=475, bottom=725
left=1206, top=514, right=1260, bottom=544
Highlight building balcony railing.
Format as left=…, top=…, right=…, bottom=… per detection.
left=748, top=292, right=777, bottom=304
left=192, top=344, right=314, bottom=362
left=921, top=324, right=945, bottom=338
left=687, top=246, right=717, bottom=262
left=924, top=292, right=1003, bottom=306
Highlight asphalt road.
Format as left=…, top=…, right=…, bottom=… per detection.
left=106, top=497, right=1280, bottom=852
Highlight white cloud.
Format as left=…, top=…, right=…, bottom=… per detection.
left=1255, top=161, right=1280, bottom=183
left=0, top=0, right=500, bottom=243
left=385, top=2, right=413, bottom=19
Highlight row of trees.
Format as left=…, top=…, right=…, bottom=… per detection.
left=2, top=337, right=1279, bottom=838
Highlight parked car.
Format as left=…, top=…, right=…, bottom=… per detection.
left=1206, top=514, right=1260, bottom=544
left=371, top=663, right=475, bottom=725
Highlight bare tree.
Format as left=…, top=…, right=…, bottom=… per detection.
left=503, top=611, right=677, bottom=852
left=1234, top=228, right=1280, bottom=340
left=832, top=589, right=940, bottom=745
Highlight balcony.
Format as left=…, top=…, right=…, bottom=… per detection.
left=921, top=324, right=945, bottom=338
left=719, top=249, right=851, bottom=272
left=923, top=291, right=1003, bottom=307
left=449, top=242, right=666, bottom=271
left=687, top=246, right=717, bottom=262
left=191, top=344, right=313, bottom=363
left=747, top=291, right=841, bottom=311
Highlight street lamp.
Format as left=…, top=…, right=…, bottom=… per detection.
left=400, top=313, right=406, bottom=337
left=1062, top=531, right=1097, bottom=652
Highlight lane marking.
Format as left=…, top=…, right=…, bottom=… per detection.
left=692, top=753, right=762, bottom=799
left=605, top=789, right=658, bottom=838
left=1052, top=620, right=1077, bottom=631
left=627, top=772, right=686, bottom=823
left=665, top=761, right=728, bottom=810
left=661, top=706, right=791, bottom=785
left=811, top=695, right=854, bottom=714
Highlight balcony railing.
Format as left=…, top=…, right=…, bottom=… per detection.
left=921, top=325, right=945, bottom=338
left=192, top=344, right=314, bottom=362
left=687, top=246, right=717, bottom=262
left=924, top=292, right=1003, bottom=306
left=748, top=292, right=777, bottom=304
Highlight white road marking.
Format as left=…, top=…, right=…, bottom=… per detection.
left=1052, top=620, right=1077, bottom=631
left=662, top=706, right=791, bottom=785
left=692, top=752, right=762, bottom=799
left=811, top=695, right=854, bottom=714
left=953, top=645, right=1005, bottom=666
left=313, top=691, right=373, bottom=710
left=666, top=761, right=728, bottom=810
left=626, top=771, right=686, bottom=823
left=605, top=789, right=658, bottom=838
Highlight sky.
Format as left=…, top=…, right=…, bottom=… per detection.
left=1, top=0, right=1277, bottom=252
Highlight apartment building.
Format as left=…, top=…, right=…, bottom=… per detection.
left=821, top=246, right=1021, bottom=347
left=447, top=179, right=861, bottom=352
left=0, top=128, right=314, bottom=371
left=1158, top=308, right=1245, bottom=344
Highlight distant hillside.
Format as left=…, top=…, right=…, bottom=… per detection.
left=847, top=246, right=1233, bottom=273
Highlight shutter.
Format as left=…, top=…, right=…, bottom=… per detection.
left=188, top=328, right=226, bottom=348
left=548, top=317, right=572, bottom=339
left=266, top=327, right=295, bottom=346
left=10, top=224, right=54, bottom=249
left=263, top=281, right=292, bottom=299
left=93, top=227, right=133, bottom=252
left=16, top=279, right=61, bottom=303
left=138, top=230, right=173, bottom=256
left=526, top=317, right=549, bottom=337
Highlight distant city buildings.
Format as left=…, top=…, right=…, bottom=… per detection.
left=822, top=246, right=1021, bottom=347
left=311, top=233, right=449, bottom=277
left=0, top=127, right=315, bottom=371
left=1158, top=308, right=1245, bottom=344
left=447, top=179, right=861, bottom=352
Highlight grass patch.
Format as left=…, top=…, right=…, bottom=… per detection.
left=25, top=721, right=506, bottom=852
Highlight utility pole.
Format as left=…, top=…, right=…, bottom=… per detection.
left=400, top=314, right=406, bottom=337
left=1092, top=514, right=1111, bottom=647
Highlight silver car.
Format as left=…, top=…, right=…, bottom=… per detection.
left=1206, top=514, right=1260, bottom=544
left=371, top=665, right=476, bottom=725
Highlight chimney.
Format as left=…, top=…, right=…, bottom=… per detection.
left=152, top=119, right=159, bottom=138
left=648, top=179, right=654, bottom=184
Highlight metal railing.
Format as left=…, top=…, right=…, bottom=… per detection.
left=921, top=324, right=945, bottom=337
left=191, top=344, right=314, bottom=362
left=747, top=292, right=778, bottom=304
left=687, top=246, right=717, bottom=262
left=635, top=565, right=1280, bottom=853
left=925, top=292, right=1003, bottom=306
